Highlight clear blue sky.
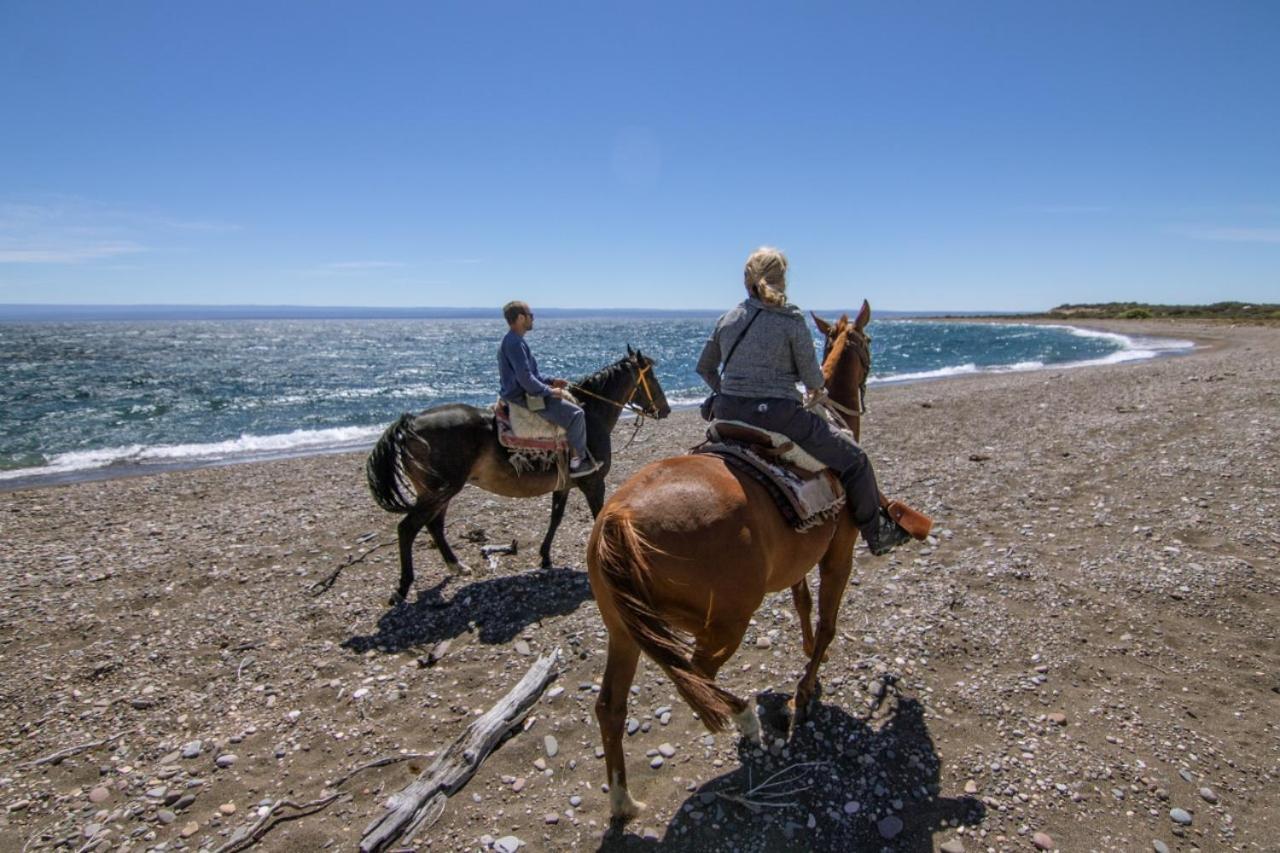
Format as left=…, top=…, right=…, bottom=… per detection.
left=2, top=1, right=1277, bottom=311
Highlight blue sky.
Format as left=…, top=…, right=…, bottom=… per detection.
left=1, top=1, right=1277, bottom=311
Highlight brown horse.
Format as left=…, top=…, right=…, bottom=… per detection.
left=586, top=302, right=886, bottom=822
left=367, top=348, right=670, bottom=604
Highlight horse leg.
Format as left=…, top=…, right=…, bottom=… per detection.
left=539, top=489, right=569, bottom=569
left=691, top=624, right=760, bottom=745
left=791, top=539, right=855, bottom=729
left=577, top=474, right=607, bottom=517
left=596, top=632, right=645, bottom=822
left=425, top=499, right=469, bottom=575
left=791, top=580, right=815, bottom=658
left=394, top=508, right=430, bottom=605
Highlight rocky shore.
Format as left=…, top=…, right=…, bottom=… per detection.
left=1, top=321, right=1276, bottom=852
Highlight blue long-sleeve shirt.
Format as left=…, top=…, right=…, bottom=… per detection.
left=498, top=330, right=555, bottom=403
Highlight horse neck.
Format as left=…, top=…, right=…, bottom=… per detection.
left=822, top=338, right=864, bottom=440
left=575, top=361, right=634, bottom=432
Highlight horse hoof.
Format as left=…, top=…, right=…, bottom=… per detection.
left=610, top=795, right=646, bottom=823
left=389, top=592, right=406, bottom=607
left=445, top=561, right=471, bottom=575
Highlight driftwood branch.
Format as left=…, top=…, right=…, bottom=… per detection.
left=717, top=761, right=826, bottom=811
left=20, top=732, right=127, bottom=768
left=309, top=539, right=396, bottom=596
left=211, top=792, right=350, bottom=853
left=359, top=650, right=560, bottom=853
left=332, top=752, right=431, bottom=788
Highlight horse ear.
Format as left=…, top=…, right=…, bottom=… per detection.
left=626, top=344, right=635, bottom=357
left=811, top=312, right=832, bottom=336
left=854, top=300, right=871, bottom=331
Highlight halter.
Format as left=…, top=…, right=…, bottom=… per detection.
left=569, top=361, right=661, bottom=450
left=569, top=361, right=662, bottom=419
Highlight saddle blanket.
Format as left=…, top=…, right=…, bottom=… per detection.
left=494, top=398, right=571, bottom=453
left=693, top=441, right=846, bottom=531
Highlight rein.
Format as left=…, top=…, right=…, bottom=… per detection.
left=570, top=362, right=658, bottom=451
left=569, top=362, right=658, bottom=419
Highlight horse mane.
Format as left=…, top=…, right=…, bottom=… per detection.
left=821, top=322, right=850, bottom=386
left=575, top=354, right=638, bottom=400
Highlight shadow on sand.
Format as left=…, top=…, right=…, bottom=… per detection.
left=342, top=564, right=594, bottom=654
left=598, top=690, right=984, bottom=852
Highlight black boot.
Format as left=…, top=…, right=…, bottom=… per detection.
left=861, top=509, right=912, bottom=556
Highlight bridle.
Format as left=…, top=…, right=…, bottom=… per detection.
left=815, top=328, right=871, bottom=425
left=568, top=360, right=661, bottom=417
left=568, top=360, right=662, bottom=449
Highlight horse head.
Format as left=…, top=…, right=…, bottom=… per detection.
left=626, top=345, right=671, bottom=420
left=812, top=300, right=871, bottom=439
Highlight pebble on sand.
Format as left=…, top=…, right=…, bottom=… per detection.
left=1170, top=808, right=1193, bottom=825
left=1033, top=831, right=1055, bottom=850
left=877, top=815, right=903, bottom=840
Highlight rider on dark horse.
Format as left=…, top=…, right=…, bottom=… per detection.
left=695, top=247, right=912, bottom=555
left=498, top=300, right=600, bottom=478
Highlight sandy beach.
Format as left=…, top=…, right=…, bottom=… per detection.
left=1, top=320, right=1276, bottom=852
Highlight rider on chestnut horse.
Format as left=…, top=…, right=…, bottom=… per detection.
left=695, top=246, right=912, bottom=555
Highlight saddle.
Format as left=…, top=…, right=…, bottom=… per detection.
left=494, top=396, right=574, bottom=454
left=695, top=420, right=934, bottom=539
left=695, top=420, right=845, bottom=531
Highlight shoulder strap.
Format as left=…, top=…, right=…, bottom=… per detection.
left=720, top=307, right=764, bottom=376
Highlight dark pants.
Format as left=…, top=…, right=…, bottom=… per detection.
left=714, top=394, right=881, bottom=528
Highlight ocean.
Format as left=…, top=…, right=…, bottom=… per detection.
left=0, top=313, right=1192, bottom=488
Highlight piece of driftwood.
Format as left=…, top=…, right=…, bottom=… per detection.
left=211, top=792, right=350, bottom=853
left=359, top=650, right=560, bottom=853
left=19, top=732, right=127, bottom=768
left=309, top=539, right=396, bottom=596
left=333, top=752, right=431, bottom=788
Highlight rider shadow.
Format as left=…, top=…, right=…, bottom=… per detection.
left=341, top=565, right=593, bottom=654
left=599, top=691, right=984, bottom=852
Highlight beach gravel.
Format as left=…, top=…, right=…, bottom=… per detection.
left=0, top=320, right=1276, bottom=850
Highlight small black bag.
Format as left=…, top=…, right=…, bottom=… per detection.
left=699, top=392, right=717, bottom=422
left=700, top=307, right=763, bottom=422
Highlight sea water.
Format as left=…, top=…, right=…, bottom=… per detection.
left=0, top=314, right=1192, bottom=487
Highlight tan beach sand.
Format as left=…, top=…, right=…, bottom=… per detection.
left=1, top=321, right=1276, bottom=852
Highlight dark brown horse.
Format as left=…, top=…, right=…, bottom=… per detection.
left=367, top=348, right=670, bottom=604
left=586, top=303, right=889, bottom=822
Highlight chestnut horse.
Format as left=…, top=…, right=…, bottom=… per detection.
left=367, top=348, right=670, bottom=604
left=586, top=302, right=879, bottom=822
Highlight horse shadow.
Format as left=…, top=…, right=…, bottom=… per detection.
left=341, top=565, right=594, bottom=654
left=599, top=690, right=984, bottom=852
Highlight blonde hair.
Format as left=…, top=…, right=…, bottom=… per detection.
left=743, top=246, right=788, bottom=307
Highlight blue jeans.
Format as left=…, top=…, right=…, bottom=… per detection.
left=510, top=394, right=589, bottom=459
left=713, top=394, right=880, bottom=527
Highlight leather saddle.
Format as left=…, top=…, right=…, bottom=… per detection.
left=707, top=420, right=826, bottom=476
left=697, top=420, right=845, bottom=530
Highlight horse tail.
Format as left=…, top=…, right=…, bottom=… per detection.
left=365, top=413, right=430, bottom=513
left=587, top=506, right=738, bottom=732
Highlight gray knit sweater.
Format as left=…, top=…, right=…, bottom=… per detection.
left=696, top=298, right=825, bottom=402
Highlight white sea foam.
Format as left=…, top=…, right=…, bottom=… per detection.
left=0, top=425, right=384, bottom=482
left=871, top=324, right=1193, bottom=384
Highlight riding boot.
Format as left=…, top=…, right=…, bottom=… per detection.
left=840, top=455, right=911, bottom=556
